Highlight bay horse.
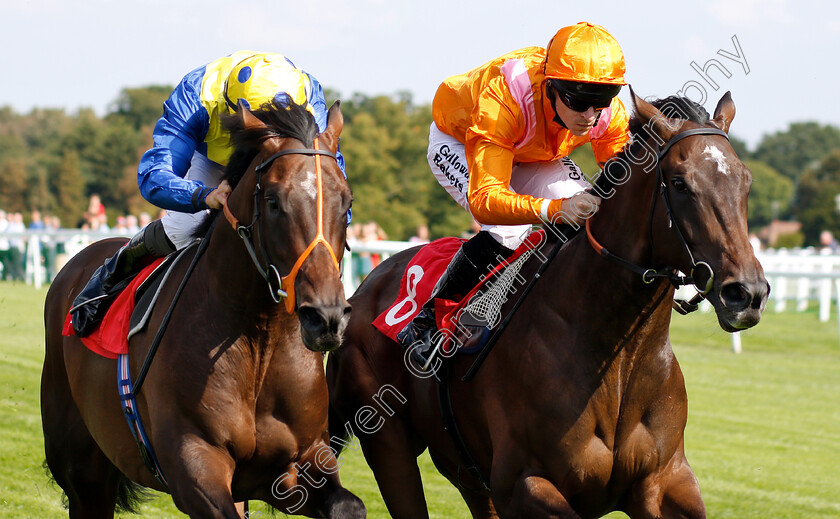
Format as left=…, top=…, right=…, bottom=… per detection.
left=327, top=92, right=768, bottom=518
left=42, top=100, right=365, bottom=518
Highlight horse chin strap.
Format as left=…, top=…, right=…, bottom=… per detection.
left=586, top=127, right=728, bottom=313
left=223, top=138, right=341, bottom=313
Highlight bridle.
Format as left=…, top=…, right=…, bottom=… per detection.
left=586, top=127, right=729, bottom=313
left=223, top=138, right=341, bottom=313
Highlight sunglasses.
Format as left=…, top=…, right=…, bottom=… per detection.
left=558, top=90, right=613, bottom=112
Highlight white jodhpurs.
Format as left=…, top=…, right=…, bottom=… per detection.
left=160, top=152, right=225, bottom=250
left=427, top=123, right=591, bottom=250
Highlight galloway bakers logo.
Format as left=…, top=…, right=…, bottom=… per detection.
left=433, top=145, right=469, bottom=193
left=561, top=156, right=582, bottom=180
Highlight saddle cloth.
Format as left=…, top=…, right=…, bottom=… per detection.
left=373, top=231, right=546, bottom=354
left=62, top=257, right=167, bottom=359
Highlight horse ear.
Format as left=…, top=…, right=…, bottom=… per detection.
left=711, top=91, right=736, bottom=133
left=630, top=85, right=681, bottom=144
left=237, top=100, right=267, bottom=132
left=321, top=101, right=344, bottom=153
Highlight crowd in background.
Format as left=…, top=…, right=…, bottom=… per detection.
left=1, top=193, right=485, bottom=285
left=0, top=194, right=162, bottom=283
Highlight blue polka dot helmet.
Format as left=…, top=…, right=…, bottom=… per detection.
left=222, top=53, right=311, bottom=112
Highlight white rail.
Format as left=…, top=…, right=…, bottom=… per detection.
left=3, top=232, right=839, bottom=350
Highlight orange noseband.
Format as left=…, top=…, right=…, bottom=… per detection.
left=224, top=138, right=340, bottom=313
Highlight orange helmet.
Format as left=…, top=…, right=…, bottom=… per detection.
left=545, top=22, right=626, bottom=85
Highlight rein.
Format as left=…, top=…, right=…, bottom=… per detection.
left=585, top=127, right=728, bottom=310
left=223, top=139, right=340, bottom=313
left=463, top=127, right=729, bottom=382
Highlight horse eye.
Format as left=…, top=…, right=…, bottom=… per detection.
left=671, top=177, right=689, bottom=192
left=266, top=196, right=280, bottom=211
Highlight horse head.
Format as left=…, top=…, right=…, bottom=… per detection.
left=630, top=91, right=769, bottom=331
left=223, top=99, right=352, bottom=351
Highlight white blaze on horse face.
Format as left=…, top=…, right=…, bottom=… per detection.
left=301, top=170, right=317, bottom=199
left=702, top=145, right=730, bottom=176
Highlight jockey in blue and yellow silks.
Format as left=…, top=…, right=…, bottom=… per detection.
left=137, top=51, right=345, bottom=216
left=71, top=51, right=346, bottom=337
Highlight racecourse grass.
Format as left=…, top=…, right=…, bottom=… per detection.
left=2, top=281, right=838, bottom=518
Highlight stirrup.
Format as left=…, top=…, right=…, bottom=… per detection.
left=419, top=332, right=447, bottom=371
left=407, top=329, right=443, bottom=372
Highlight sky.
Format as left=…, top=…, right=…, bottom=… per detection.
left=1, top=0, right=838, bottom=149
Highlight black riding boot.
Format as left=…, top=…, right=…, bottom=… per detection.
left=398, top=231, right=513, bottom=355
left=71, top=219, right=175, bottom=337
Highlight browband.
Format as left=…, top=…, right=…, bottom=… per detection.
left=656, top=127, right=728, bottom=160
left=255, top=148, right=337, bottom=173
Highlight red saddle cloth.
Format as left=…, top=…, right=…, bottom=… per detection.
left=373, top=231, right=546, bottom=350
left=62, top=257, right=166, bottom=359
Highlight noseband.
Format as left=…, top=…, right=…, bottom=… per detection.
left=223, top=138, right=341, bottom=313
left=586, top=127, right=729, bottom=312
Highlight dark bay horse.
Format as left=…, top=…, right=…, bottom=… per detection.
left=42, top=100, right=365, bottom=518
left=327, top=92, right=768, bottom=518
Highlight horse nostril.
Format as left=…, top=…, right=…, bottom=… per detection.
left=750, top=280, right=770, bottom=309
left=298, top=306, right=325, bottom=333
left=298, top=304, right=350, bottom=335
left=721, top=282, right=750, bottom=310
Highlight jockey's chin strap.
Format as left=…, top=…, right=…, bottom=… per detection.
left=585, top=127, right=729, bottom=313
left=223, top=138, right=340, bottom=313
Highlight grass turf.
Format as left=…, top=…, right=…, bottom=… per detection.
left=1, top=281, right=838, bottom=518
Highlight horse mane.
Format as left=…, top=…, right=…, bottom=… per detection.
left=221, top=98, right=319, bottom=188
left=628, top=95, right=710, bottom=135
left=190, top=99, right=319, bottom=240
left=593, top=95, right=710, bottom=196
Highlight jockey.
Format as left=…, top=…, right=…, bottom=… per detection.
left=71, top=51, right=346, bottom=337
left=399, top=22, right=630, bottom=350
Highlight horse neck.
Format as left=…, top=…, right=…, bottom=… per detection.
left=192, top=220, right=308, bottom=393
left=539, top=158, right=674, bottom=358
left=202, top=216, right=295, bottom=330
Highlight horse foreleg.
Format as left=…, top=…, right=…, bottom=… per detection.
left=498, top=475, right=581, bottom=519
left=263, top=442, right=365, bottom=519
left=357, top=419, right=431, bottom=519
left=623, top=456, right=706, bottom=519
left=457, top=487, right=499, bottom=519
left=166, top=439, right=242, bottom=519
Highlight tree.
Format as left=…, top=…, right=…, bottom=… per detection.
left=0, top=158, right=28, bottom=213
left=118, top=126, right=157, bottom=216
left=27, top=163, right=52, bottom=213
left=108, top=85, right=172, bottom=130
left=744, top=160, right=793, bottom=228
left=82, top=119, right=143, bottom=211
left=337, top=93, right=471, bottom=240
left=52, top=151, right=87, bottom=227
left=341, top=106, right=425, bottom=240
left=753, top=122, right=840, bottom=183
left=792, top=150, right=840, bottom=245
left=728, top=134, right=750, bottom=159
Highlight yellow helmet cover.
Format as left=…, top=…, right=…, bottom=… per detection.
left=223, top=53, right=311, bottom=111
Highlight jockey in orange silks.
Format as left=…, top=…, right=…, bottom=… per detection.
left=399, top=22, right=631, bottom=351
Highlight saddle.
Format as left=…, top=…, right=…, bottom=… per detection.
left=62, top=248, right=192, bottom=358
left=373, top=230, right=548, bottom=360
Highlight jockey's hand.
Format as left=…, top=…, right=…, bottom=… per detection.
left=547, top=192, right=602, bottom=227
left=205, top=180, right=232, bottom=210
